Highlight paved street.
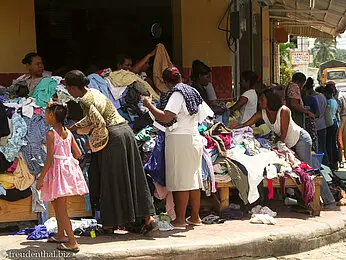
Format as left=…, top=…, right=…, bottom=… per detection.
left=261, top=239, right=346, bottom=260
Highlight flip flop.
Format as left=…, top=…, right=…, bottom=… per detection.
left=172, top=226, right=186, bottom=230
left=47, top=237, right=68, bottom=243
left=142, top=221, right=159, bottom=235
left=57, top=243, right=80, bottom=253
left=185, top=217, right=203, bottom=226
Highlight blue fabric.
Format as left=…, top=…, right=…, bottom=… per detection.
left=208, top=148, right=219, bottom=163
left=0, top=114, right=27, bottom=162
left=144, top=131, right=165, bottom=186
left=30, top=78, right=58, bottom=107
left=303, top=95, right=319, bottom=114
left=0, top=184, right=6, bottom=196
left=12, top=225, right=53, bottom=240
left=201, top=156, right=211, bottom=181
left=37, top=203, right=49, bottom=224
left=88, top=74, right=120, bottom=108
left=65, top=121, right=89, bottom=155
left=256, top=138, right=270, bottom=150
left=20, top=114, right=50, bottom=175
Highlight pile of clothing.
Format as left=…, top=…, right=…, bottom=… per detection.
left=0, top=76, right=91, bottom=223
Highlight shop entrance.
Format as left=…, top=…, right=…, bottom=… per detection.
left=35, top=0, right=173, bottom=76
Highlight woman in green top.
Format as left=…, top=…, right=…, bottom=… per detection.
left=66, top=70, right=156, bottom=233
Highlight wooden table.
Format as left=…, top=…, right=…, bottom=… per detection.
left=216, top=176, right=323, bottom=216
left=0, top=195, right=91, bottom=223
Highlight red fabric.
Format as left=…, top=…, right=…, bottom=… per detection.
left=299, top=162, right=312, bottom=171
left=204, top=136, right=216, bottom=149
left=215, top=134, right=231, bottom=150
left=267, top=179, right=274, bottom=199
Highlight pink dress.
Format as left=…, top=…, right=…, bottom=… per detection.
left=40, top=129, right=89, bottom=202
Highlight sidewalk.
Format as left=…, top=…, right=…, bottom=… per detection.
left=0, top=205, right=345, bottom=260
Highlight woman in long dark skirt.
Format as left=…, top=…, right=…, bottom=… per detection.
left=65, top=70, right=156, bottom=233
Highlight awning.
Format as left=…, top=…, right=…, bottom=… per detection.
left=278, top=25, right=334, bottom=39
left=268, top=0, right=346, bottom=38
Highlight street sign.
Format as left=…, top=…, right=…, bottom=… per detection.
left=290, top=51, right=310, bottom=65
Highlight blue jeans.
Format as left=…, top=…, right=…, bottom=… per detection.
left=317, top=128, right=330, bottom=166
left=293, top=129, right=312, bottom=166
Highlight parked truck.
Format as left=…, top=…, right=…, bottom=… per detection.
left=318, top=60, right=346, bottom=92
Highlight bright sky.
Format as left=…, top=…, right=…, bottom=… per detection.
left=337, top=32, right=346, bottom=49
left=308, top=32, right=346, bottom=50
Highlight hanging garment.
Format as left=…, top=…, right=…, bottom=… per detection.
left=154, top=182, right=176, bottom=221
left=0, top=113, right=27, bottom=162
left=31, top=180, right=46, bottom=213
left=153, top=44, right=171, bottom=93
left=144, top=131, right=166, bottom=186
left=214, top=157, right=249, bottom=204
left=230, top=146, right=280, bottom=204
left=30, top=77, right=58, bottom=107
left=20, top=114, right=50, bottom=175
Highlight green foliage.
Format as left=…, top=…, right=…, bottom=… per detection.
left=311, top=38, right=337, bottom=67
left=335, top=48, right=346, bottom=61
left=279, top=42, right=296, bottom=66
left=280, top=64, right=294, bottom=86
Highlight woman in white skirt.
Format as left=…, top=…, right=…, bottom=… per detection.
left=144, top=67, right=213, bottom=229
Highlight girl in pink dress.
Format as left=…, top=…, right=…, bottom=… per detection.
left=36, top=102, right=89, bottom=253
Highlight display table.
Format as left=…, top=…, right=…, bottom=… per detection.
left=216, top=176, right=323, bottom=216
left=0, top=195, right=91, bottom=223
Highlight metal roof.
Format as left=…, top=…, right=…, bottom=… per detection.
left=268, top=0, right=346, bottom=38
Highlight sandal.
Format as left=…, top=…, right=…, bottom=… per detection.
left=340, top=162, right=344, bottom=168
left=57, top=243, right=80, bottom=253
left=142, top=221, right=159, bottom=235
left=186, top=217, right=203, bottom=226
left=47, top=237, right=68, bottom=243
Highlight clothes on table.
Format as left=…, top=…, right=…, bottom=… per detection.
left=230, top=147, right=281, bottom=204
left=214, top=157, right=249, bottom=204
left=20, top=114, right=50, bottom=175
left=0, top=152, right=12, bottom=174
left=204, top=122, right=232, bottom=157
left=0, top=117, right=12, bottom=146
left=0, top=173, right=15, bottom=189
left=0, top=113, right=27, bottom=162
left=0, top=102, right=10, bottom=138
left=13, top=155, right=34, bottom=191
left=3, top=97, right=39, bottom=118
left=0, top=187, right=31, bottom=201
left=109, top=69, right=159, bottom=100
left=40, top=129, right=89, bottom=202
left=293, top=168, right=314, bottom=205
left=0, top=184, right=6, bottom=195
left=87, top=73, right=119, bottom=109
left=30, top=77, right=58, bottom=107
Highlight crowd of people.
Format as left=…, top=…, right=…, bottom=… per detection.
left=1, top=49, right=345, bottom=253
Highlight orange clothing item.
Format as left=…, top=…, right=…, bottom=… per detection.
left=153, top=44, right=172, bottom=94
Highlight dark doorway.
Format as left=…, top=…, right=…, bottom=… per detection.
left=35, top=0, right=173, bottom=76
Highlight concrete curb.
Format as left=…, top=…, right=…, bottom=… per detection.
left=75, top=214, right=346, bottom=259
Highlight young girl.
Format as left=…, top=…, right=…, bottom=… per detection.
left=36, top=102, right=89, bottom=253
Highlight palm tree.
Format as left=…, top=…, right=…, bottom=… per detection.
left=279, top=42, right=295, bottom=66
left=311, top=38, right=337, bottom=67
